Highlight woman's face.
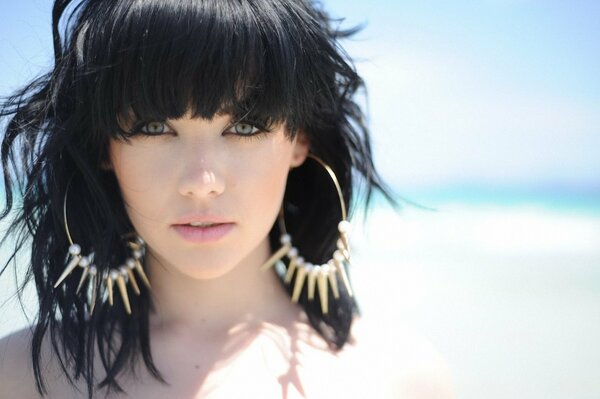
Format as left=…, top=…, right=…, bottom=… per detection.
left=108, top=112, right=308, bottom=280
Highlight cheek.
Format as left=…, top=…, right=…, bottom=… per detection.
left=109, top=141, right=173, bottom=224
left=110, top=142, right=171, bottom=193
left=233, top=137, right=294, bottom=207
left=216, top=137, right=294, bottom=255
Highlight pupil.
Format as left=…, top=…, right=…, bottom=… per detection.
left=148, top=122, right=163, bottom=133
left=236, top=124, right=253, bottom=134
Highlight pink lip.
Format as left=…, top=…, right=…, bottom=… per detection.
left=171, top=223, right=235, bottom=243
left=172, top=214, right=232, bottom=225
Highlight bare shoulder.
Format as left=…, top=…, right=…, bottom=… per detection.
left=347, top=317, right=456, bottom=399
left=0, top=328, right=42, bottom=399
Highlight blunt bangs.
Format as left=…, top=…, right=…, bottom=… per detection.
left=72, top=0, right=328, bottom=137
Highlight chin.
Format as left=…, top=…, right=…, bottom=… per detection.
left=173, top=258, right=241, bottom=280
left=187, top=267, right=237, bottom=280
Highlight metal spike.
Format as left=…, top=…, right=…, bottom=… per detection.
left=126, top=269, right=140, bottom=295
left=291, top=267, right=307, bottom=303
left=284, top=256, right=298, bottom=284
left=341, top=234, right=350, bottom=254
left=75, top=267, right=89, bottom=294
left=53, top=256, right=82, bottom=288
left=307, top=268, right=318, bottom=300
left=116, top=274, right=132, bottom=314
left=134, top=259, right=151, bottom=288
left=333, top=258, right=353, bottom=297
left=89, top=273, right=97, bottom=314
left=106, top=275, right=114, bottom=306
left=260, top=244, right=291, bottom=272
left=127, top=241, right=142, bottom=251
left=327, top=262, right=340, bottom=299
left=317, top=270, right=329, bottom=314
left=341, top=249, right=350, bottom=262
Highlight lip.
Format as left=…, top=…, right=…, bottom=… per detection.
left=172, top=214, right=233, bottom=225
left=171, top=223, right=235, bottom=243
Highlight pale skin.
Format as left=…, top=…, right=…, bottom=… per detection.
left=0, top=113, right=455, bottom=398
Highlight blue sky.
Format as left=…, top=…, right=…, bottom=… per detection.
left=1, top=0, right=599, bottom=197
left=324, top=0, right=600, bottom=194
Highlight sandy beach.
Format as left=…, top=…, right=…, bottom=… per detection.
left=352, top=202, right=600, bottom=399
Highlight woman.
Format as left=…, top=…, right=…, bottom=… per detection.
left=0, top=0, right=454, bottom=397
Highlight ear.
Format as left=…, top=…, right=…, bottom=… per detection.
left=100, top=146, right=115, bottom=171
left=100, top=159, right=113, bottom=171
left=100, top=153, right=113, bottom=171
left=289, top=131, right=310, bottom=168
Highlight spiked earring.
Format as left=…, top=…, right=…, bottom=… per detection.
left=261, top=154, right=353, bottom=314
left=53, top=179, right=151, bottom=315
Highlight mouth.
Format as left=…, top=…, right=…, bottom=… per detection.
left=186, top=221, right=222, bottom=227
left=171, top=222, right=235, bottom=243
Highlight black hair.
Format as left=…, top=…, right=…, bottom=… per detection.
left=1, top=0, right=396, bottom=397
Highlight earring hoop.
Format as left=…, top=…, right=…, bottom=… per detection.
left=261, top=154, right=353, bottom=314
left=53, top=177, right=151, bottom=315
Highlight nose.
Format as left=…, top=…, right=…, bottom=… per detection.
left=177, top=156, right=226, bottom=199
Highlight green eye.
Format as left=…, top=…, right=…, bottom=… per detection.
left=233, top=123, right=259, bottom=135
left=141, top=122, right=167, bottom=134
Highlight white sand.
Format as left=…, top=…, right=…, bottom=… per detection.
left=352, top=203, right=600, bottom=399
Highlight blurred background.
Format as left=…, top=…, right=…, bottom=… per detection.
left=1, top=1, right=599, bottom=398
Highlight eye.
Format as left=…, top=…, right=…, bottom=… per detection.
left=223, top=120, right=271, bottom=141
left=232, top=122, right=260, bottom=136
left=140, top=121, right=171, bottom=135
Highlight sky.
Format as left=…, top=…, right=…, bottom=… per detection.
left=1, top=0, right=599, bottom=198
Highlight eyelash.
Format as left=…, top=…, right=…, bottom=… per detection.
left=127, top=120, right=271, bottom=141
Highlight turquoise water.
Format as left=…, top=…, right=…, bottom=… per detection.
left=364, top=185, right=600, bottom=215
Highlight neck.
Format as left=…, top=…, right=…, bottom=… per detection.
left=145, top=238, right=298, bottom=335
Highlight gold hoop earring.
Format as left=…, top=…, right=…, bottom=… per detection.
left=260, top=154, right=353, bottom=314
left=53, top=178, right=151, bottom=315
